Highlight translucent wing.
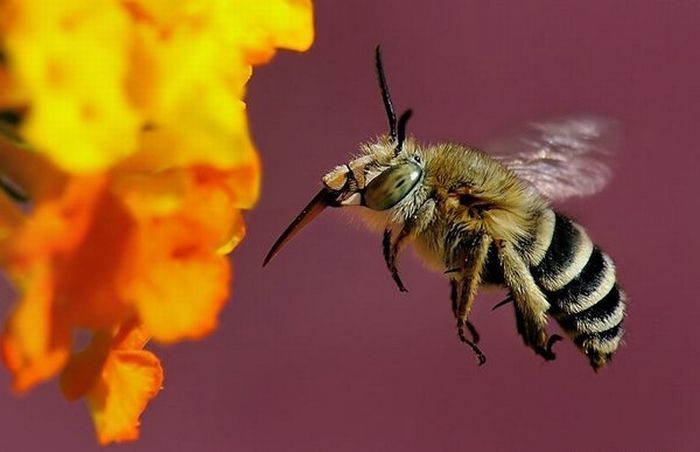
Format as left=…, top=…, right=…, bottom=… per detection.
left=487, top=116, right=619, bottom=202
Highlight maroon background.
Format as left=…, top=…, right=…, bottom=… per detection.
left=1, top=1, right=699, bottom=450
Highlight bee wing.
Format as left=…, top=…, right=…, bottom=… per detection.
left=487, top=116, right=619, bottom=202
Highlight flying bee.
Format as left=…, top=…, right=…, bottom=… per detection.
left=264, top=47, right=626, bottom=371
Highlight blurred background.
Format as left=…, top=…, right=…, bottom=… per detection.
left=2, top=1, right=699, bottom=450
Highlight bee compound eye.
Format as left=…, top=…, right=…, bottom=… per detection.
left=363, top=162, right=422, bottom=211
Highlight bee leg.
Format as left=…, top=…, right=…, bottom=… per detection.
left=513, top=304, right=561, bottom=360
left=491, top=294, right=513, bottom=311
left=538, top=334, right=564, bottom=360
left=465, top=321, right=480, bottom=344
left=450, top=280, right=480, bottom=343
left=458, top=320, right=486, bottom=365
left=381, top=200, right=437, bottom=292
left=497, top=240, right=554, bottom=360
left=382, top=229, right=408, bottom=292
left=452, top=233, right=492, bottom=365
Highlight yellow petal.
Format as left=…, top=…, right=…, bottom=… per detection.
left=2, top=0, right=141, bottom=172
left=124, top=107, right=259, bottom=172
left=228, top=0, right=315, bottom=62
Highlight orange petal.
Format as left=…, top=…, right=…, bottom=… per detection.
left=0, top=177, right=104, bottom=392
left=54, top=189, right=134, bottom=329
left=0, top=130, right=67, bottom=200
left=1, top=261, right=70, bottom=392
left=86, top=348, right=163, bottom=445
left=130, top=249, right=230, bottom=343
left=59, top=329, right=111, bottom=401
left=0, top=190, right=25, bottom=240
left=60, top=320, right=162, bottom=444
left=113, top=168, right=242, bottom=343
left=192, top=164, right=260, bottom=215
left=6, top=176, right=103, bottom=260
left=111, top=317, right=151, bottom=351
left=5, top=176, right=132, bottom=330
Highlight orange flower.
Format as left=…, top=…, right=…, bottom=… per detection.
left=0, top=0, right=314, bottom=444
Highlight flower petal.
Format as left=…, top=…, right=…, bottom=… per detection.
left=60, top=319, right=155, bottom=404
left=59, top=330, right=111, bottom=401
left=1, top=0, right=141, bottom=173
left=1, top=261, right=71, bottom=392
left=228, top=0, right=315, bottom=63
left=114, top=168, right=244, bottom=342
left=130, top=248, right=231, bottom=343
left=86, top=348, right=163, bottom=445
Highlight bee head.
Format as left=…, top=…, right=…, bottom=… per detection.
left=263, top=46, right=417, bottom=266
left=320, top=144, right=422, bottom=211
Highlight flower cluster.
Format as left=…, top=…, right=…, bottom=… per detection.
left=0, top=0, right=313, bottom=444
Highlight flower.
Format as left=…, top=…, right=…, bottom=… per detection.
left=0, top=0, right=313, bottom=444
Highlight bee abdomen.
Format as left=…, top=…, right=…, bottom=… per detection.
left=531, top=211, right=626, bottom=370
left=531, top=213, right=593, bottom=291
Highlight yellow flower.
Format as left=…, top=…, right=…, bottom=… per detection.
left=0, top=0, right=313, bottom=444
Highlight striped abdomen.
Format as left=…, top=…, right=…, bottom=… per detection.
left=528, top=209, right=626, bottom=370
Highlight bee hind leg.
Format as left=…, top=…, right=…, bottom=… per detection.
left=498, top=241, right=560, bottom=362
left=541, top=334, right=564, bottom=360
left=511, top=294, right=562, bottom=361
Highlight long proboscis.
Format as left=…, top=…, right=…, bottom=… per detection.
left=262, top=188, right=338, bottom=267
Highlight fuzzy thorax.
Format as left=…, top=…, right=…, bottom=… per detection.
left=331, top=137, right=548, bottom=269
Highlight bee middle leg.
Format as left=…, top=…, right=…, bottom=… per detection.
left=452, top=233, right=492, bottom=365
left=454, top=281, right=487, bottom=366
left=450, top=280, right=480, bottom=343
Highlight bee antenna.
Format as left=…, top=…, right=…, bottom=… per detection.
left=375, top=45, right=397, bottom=141
left=395, top=108, right=413, bottom=156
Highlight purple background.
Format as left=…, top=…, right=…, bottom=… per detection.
left=1, top=1, right=699, bottom=450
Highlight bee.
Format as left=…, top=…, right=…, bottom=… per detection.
left=263, top=47, right=626, bottom=371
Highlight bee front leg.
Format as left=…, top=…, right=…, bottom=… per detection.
left=382, top=228, right=409, bottom=292
left=380, top=200, right=437, bottom=293
left=497, top=240, right=560, bottom=361
left=452, top=233, right=492, bottom=365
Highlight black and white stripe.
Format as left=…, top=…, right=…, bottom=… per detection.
left=530, top=211, right=626, bottom=370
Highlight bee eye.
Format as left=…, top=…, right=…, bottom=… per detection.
left=363, top=162, right=422, bottom=210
